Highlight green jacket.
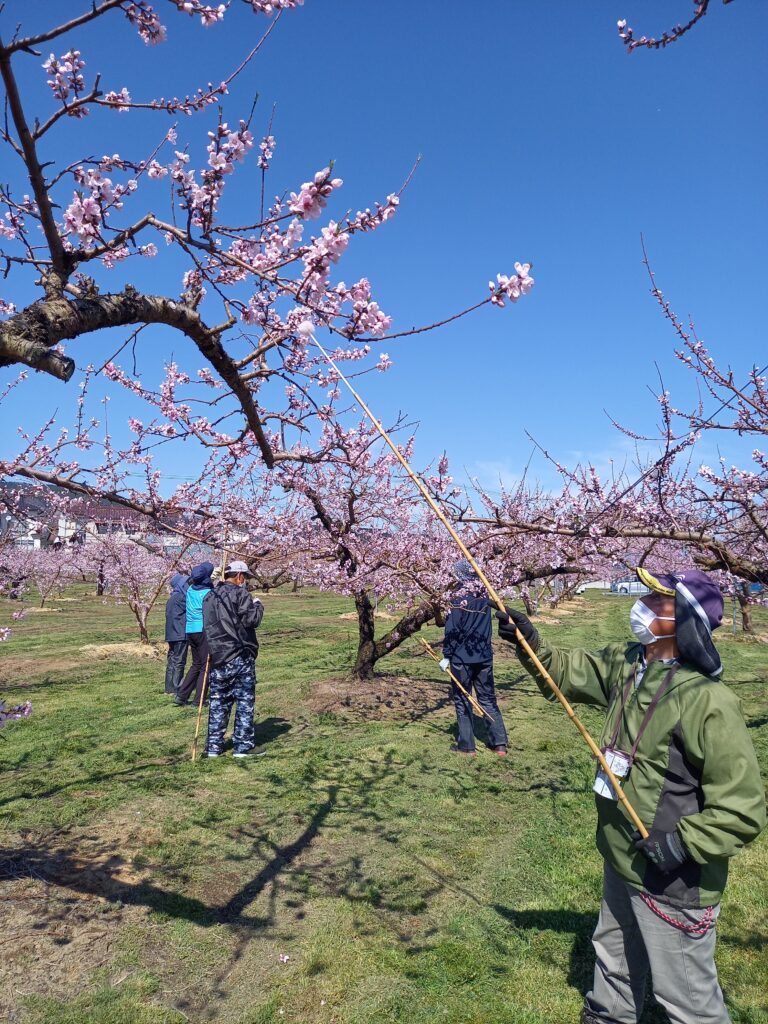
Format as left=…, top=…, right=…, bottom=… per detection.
left=520, top=639, right=766, bottom=908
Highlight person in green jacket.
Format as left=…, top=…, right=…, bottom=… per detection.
left=497, top=567, right=766, bottom=1024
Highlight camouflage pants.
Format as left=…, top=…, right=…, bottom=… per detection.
left=205, top=653, right=256, bottom=756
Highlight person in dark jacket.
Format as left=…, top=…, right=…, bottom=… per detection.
left=440, top=559, right=508, bottom=756
left=174, top=560, right=213, bottom=706
left=164, top=572, right=189, bottom=695
left=202, top=560, right=264, bottom=758
left=497, top=567, right=766, bottom=1024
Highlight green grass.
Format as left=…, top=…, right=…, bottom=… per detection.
left=1, top=588, right=766, bottom=1023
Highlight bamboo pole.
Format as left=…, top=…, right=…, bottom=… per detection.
left=312, top=336, right=648, bottom=838
left=418, top=636, right=491, bottom=721
left=191, top=655, right=211, bottom=762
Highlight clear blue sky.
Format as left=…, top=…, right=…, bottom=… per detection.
left=2, top=0, right=766, bottom=493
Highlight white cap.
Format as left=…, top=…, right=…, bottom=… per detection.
left=225, top=560, right=253, bottom=577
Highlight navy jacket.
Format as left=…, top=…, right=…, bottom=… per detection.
left=165, top=573, right=189, bottom=642
left=443, top=590, right=493, bottom=664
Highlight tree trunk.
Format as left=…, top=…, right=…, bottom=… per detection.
left=351, top=590, right=377, bottom=680
left=130, top=602, right=150, bottom=644
left=351, top=594, right=438, bottom=680
left=737, top=584, right=755, bottom=635
left=96, top=562, right=106, bottom=597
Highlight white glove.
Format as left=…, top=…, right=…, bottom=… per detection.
left=439, top=657, right=450, bottom=672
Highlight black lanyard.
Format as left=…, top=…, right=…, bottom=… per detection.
left=608, top=663, right=681, bottom=762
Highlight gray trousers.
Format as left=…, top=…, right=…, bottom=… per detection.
left=583, top=862, right=729, bottom=1024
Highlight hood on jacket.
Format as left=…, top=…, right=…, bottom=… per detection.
left=170, top=573, right=188, bottom=594
left=454, top=558, right=479, bottom=584
left=189, top=561, right=214, bottom=589
left=636, top=567, right=724, bottom=677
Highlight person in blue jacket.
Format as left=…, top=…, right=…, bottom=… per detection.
left=440, top=559, right=508, bottom=756
left=164, top=572, right=189, bottom=695
left=174, top=561, right=213, bottom=706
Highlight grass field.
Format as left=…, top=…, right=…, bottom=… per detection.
left=1, top=588, right=766, bottom=1024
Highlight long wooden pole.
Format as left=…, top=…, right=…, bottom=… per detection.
left=312, top=336, right=648, bottom=837
left=418, top=636, right=491, bottom=721
left=191, top=655, right=211, bottom=762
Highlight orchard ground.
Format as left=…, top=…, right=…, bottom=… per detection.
left=0, top=589, right=766, bottom=1024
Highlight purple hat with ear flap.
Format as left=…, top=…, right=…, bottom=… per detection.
left=636, top=567, right=724, bottom=676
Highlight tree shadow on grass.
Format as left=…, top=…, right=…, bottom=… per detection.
left=493, top=904, right=597, bottom=993
left=255, top=715, right=292, bottom=745
left=0, top=757, right=185, bottom=807
left=0, top=749, right=414, bottom=933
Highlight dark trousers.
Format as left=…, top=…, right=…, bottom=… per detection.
left=451, top=659, right=508, bottom=752
left=177, top=631, right=209, bottom=704
left=206, top=653, right=256, bottom=756
left=164, top=640, right=188, bottom=694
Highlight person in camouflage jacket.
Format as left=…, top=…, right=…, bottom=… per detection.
left=202, top=560, right=264, bottom=759
left=498, top=567, right=765, bottom=1024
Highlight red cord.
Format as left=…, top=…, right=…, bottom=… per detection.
left=640, top=893, right=715, bottom=934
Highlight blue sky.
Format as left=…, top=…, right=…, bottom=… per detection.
left=1, top=0, right=766, bottom=495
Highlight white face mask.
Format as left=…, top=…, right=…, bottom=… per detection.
left=629, top=600, right=676, bottom=646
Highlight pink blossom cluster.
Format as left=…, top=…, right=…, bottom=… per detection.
left=104, top=88, right=132, bottom=112
left=0, top=212, right=21, bottom=241
left=125, top=3, right=167, bottom=45
left=173, top=2, right=227, bottom=26
left=258, top=134, right=276, bottom=170
left=0, top=698, right=32, bottom=724
left=616, top=4, right=710, bottom=53
left=489, top=263, right=535, bottom=307
left=334, top=278, right=392, bottom=338
left=42, top=50, right=86, bottom=106
left=247, top=0, right=305, bottom=12
left=207, top=121, right=254, bottom=173
left=63, top=167, right=137, bottom=246
left=350, top=194, right=400, bottom=231
left=289, top=168, right=344, bottom=220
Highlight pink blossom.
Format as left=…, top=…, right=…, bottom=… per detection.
left=104, top=87, right=132, bottom=111
left=42, top=50, right=86, bottom=104
left=289, top=168, right=343, bottom=220
left=258, top=134, right=276, bottom=170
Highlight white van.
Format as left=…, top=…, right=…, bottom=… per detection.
left=611, top=575, right=650, bottom=596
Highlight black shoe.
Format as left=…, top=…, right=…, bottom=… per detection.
left=173, top=698, right=188, bottom=706
left=233, top=747, right=267, bottom=759
left=449, top=744, right=477, bottom=757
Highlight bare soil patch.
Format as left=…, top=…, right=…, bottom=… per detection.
left=80, top=641, right=164, bottom=661
left=0, top=810, right=163, bottom=1016
left=308, top=673, right=452, bottom=721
